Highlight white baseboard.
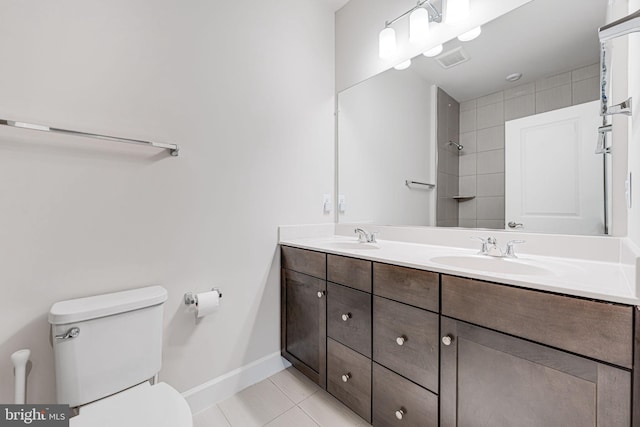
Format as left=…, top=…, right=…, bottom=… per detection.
left=182, top=351, right=291, bottom=415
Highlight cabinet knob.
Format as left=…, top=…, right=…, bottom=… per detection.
left=317, top=291, right=325, bottom=298
left=442, top=335, right=454, bottom=346
left=341, top=373, right=351, bottom=383
left=395, top=408, right=406, bottom=420
left=341, top=313, right=352, bottom=321
left=396, top=336, right=407, bottom=346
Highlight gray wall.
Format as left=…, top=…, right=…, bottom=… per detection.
left=457, top=63, right=600, bottom=229
left=436, top=88, right=460, bottom=227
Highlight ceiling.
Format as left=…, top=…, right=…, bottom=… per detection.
left=409, top=0, right=607, bottom=102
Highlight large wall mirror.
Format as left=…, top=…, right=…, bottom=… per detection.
left=337, top=0, right=620, bottom=236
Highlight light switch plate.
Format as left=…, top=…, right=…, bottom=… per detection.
left=338, top=195, right=346, bottom=213
left=323, top=194, right=332, bottom=214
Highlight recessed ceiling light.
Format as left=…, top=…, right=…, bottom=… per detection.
left=506, top=73, right=523, bottom=82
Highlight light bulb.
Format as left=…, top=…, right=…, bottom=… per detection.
left=409, top=8, right=430, bottom=44
left=446, top=0, right=469, bottom=23
left=423, top=44, right=444, bottom=57
left=379, top=27, right=397, bottom=60
left=394, top=59, right=412, bottom=70
left=458, top=26, right=482, bottom=41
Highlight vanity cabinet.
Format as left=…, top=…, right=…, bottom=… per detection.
left=440, top=317, right=631, bottom=427
left=441, top=274, right=633, bottom=427
left=280, top=246, right=327, bottom=388
left=280, top=245, right=638, bottom=426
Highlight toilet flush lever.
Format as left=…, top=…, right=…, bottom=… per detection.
left=55, top=327, right=80, bottom=341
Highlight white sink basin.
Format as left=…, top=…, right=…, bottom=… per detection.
left=430, top=255, right=553, bottom=276
left=325, top=241, right=380, bottom=250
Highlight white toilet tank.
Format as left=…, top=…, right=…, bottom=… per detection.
left=49, top=286, right=168, bottom=407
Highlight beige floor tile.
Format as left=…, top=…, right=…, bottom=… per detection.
left=298, top=390, right=370, bottom=427
left=192, top=404, right=231, bottom=427
left=218, top=379, right=295, bottom=427
left=269, top=367, right=320, bottom=404
left=265, top=406, right=319, bottom=427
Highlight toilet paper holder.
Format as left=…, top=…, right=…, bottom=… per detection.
left=184, top=288, right=222, bottom=306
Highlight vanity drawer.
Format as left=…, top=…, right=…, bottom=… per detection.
left=373, top=296, right=439, bottom=392
left=373, top=263, right=439, bottom=312
left=327, top=338, right=372, bottom=423
left=441, top=275, right=634, bottom=368
left=328, top=254, right=372, bottom=292
left=327, top=282, right=372, bottom=357
left=281, top=246, right=326, bottom=279
left=373, top=363, right=438, bottom=427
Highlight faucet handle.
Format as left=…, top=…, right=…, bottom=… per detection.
left=369, top=232, right=378, bottom=243
left=505, top=240, right=525, bottom=258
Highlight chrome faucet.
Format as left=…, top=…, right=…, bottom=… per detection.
left=472, top=237, right=525, bottom=258
left=354, top=228, right=377, bottom=243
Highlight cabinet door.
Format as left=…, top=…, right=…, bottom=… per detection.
left=281, top=269, right=326, bottom=388
left=440, top=317, right=631, bottom=427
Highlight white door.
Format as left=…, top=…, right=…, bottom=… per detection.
left=505, top=101, right=603, bottom=235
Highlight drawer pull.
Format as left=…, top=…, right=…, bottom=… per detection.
left=442, top=334, right=454, bottom=346
left=317, top=291, right=326, bottom=298
left=341, top=373, right=351, bottom=383
left=341, top=313, right=352, bottom=321
left=396, top=335, right=407, bottom=346
left=395, top=408, right=406, bottom=420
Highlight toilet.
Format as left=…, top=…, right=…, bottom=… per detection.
left=49, top=286, right=192, bottom=427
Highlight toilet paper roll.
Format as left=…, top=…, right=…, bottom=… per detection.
left=195, top=290, right=220, bottom=318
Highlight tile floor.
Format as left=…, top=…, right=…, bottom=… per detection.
left=192, top=367, right=371, bottom=427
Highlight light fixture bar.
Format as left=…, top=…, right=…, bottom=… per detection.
left=385, top=0, right=442, bottom=27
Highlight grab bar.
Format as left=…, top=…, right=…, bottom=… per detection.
left=405, top=180, right=435, bottom=189
left=0, top=119, right=180, bottom=156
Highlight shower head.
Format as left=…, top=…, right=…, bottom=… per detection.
left=449, top=141, right=464, bottom=151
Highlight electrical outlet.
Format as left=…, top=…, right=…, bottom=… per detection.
left=323, top=194, right=332, bottom=214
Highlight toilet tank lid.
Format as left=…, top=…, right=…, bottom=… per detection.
left=49, top=286, right=168, bottom=325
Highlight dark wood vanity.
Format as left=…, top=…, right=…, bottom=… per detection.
left=280, top=245, right=637, bottom=426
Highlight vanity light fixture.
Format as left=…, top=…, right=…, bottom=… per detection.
left=409, top=8, right=431, bottom=44
left=457, top=26, right=482, bottom=41
left=423, top=44, right=444, bottom=57
left=394, top=59, right=412, bottom=70
left=378, top=0, right=442, bottom=60
left=446, top=0, right=470, bottom=23
left=379, top=27, right=397, bottom=59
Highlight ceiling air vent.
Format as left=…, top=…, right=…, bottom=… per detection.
left=435, top=47, right=470, bottom=69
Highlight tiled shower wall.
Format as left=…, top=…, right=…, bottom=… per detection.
left=436, top=88, right=460, bottom=227
left=457, top=63, right=600, bottom=229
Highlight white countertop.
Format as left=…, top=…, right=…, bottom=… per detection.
left=280, top=235, right=639, bottom=305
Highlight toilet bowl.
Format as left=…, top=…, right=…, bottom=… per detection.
left=49, top=286, right=192, bottom=427
left=69, top=382, right=191, bottom=427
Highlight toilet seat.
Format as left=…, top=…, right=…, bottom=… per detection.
left=70, top=382, right=192, bottom=427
